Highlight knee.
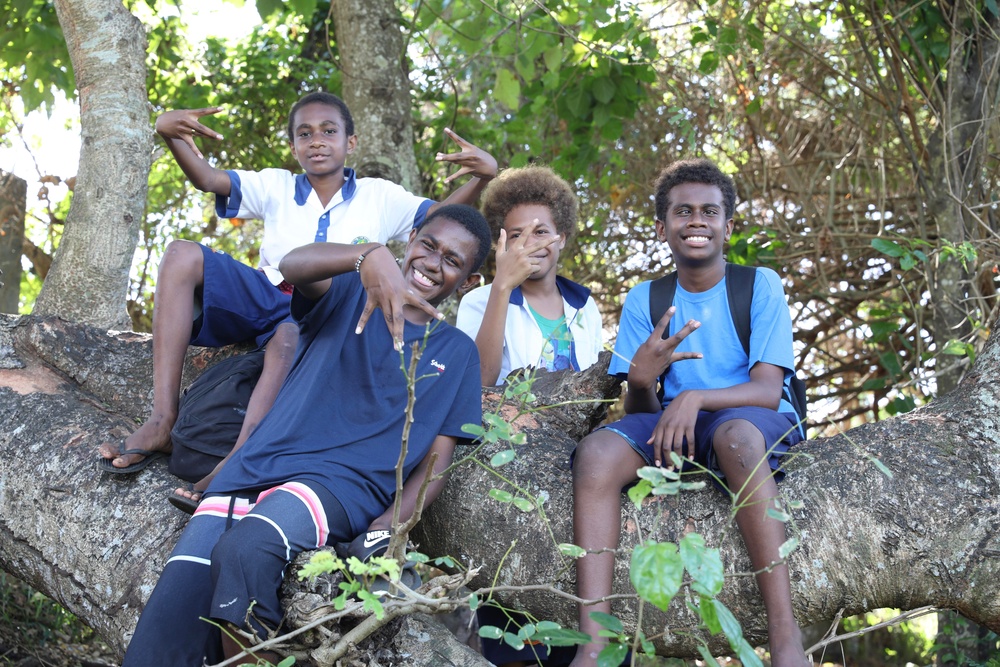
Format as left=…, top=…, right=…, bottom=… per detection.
left=712, top=420, right=765, bottom=464
left=160, top=240, right=204, bottom=279
left=573, top=432, right=629, bottom=488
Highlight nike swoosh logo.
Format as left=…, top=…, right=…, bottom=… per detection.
left=364, top=536, right=387, bottom=548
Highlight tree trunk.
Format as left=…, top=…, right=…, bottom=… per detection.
left=3, top=313, right=1000, bottom=660
left=0, top=171, right=25, bottom=314
left=330, top=0, right=421, bottom=190
left=32, top=0, right=151, bottom=330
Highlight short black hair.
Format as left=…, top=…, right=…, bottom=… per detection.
left=480, top=166, right=579, bottom=241
left=654, top=159, right=737, bottom=221
left=287, top=92, right=355, bottom=139
left=422, top=204, right=492, bottom=273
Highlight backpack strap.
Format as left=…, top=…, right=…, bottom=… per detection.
left=724, top=263, right=756, bottom=356
left=648, top=271, right=678, bottom=339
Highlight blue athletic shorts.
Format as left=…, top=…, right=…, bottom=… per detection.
left=121, top=481, right=351, bottom=667
left=191, top=244, right=294, bottom=348
left=600, top=406, right=802, bottom=484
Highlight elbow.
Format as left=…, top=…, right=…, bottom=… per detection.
left=277, top=253, right=301, bottom=284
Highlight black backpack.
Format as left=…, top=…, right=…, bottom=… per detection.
left=648, top=263, right=808, bottom=433
left=168, top=349, right=266, bottom=482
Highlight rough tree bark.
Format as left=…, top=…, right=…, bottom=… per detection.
left=2, top=311, right=1000, bottom=660
left=0, top=171, right=25, bottom=314
left=330, top=0, right=421, bottom=190
left=31, top=0, right=151, bottom=330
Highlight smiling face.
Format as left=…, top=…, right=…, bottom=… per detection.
left=655, top=182, right=734, bottom=269
left=503, top=203, right=565, bottom=282
left=402, top=217, right=482, bottom=310
left=288, top=102, right=357, bottom=178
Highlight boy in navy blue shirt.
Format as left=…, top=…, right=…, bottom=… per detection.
left=570, top=160, right=808, bottom=667
left=121, top=205, right=491, bottom=667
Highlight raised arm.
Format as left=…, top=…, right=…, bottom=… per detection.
left=278, top=241, right=442, bottom=347
left=428, top=128, right=497, bottom=213
left=473, top=222, right=561, bottom=385
left=154, top=107, right=232, bottom=195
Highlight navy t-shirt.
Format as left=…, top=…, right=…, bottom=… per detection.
left=206, top=272, right=483, bottom=534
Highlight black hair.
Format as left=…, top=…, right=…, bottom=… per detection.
left=287, top=92, right=355, bottom=139
left=480, top=165, right=579, bottom=241
left=654, top=159, right=737, bottom=221
left=422, top=204, right=492, bottom=272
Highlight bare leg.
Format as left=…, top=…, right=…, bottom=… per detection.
left=569, top=430, right=645, bottom=667
left=99, top=240, right=204, bottom=469
left=712, top=420, right=809, bottom=667
left=172, top=322, right=299, bottom=504
left=221, top=628, right=280, bottom=665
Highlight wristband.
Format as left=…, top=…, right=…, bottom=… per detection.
left=355, top=245, right=383, bottom=273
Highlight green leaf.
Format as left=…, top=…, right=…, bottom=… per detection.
left=592, top=77, right=616, bottom=104
left=534, top=626, right=591, bottom=647
left=597, top=643, right=629, bottom=667
left=495, top=69, right=521, bottom=110
left=746, top=97, right=761, bottom=115
left=779, top=537, right=799, bottom=559
left=697, top=594, right=722, bottom=634
left=479, top=624, right=503, bottom=639
left=734, top=636, right=764, bottom=667
left=900, top=254, right=917, bottom=271
left=699, top=51, right=719, bottom=74
left=517, top=623, right=536, bottom=640
left=276, top=656, right=296, bottom=667
left=697, top=644, right=716, bottom=663
left=941, top=339, right=972, bottom=356
left=766, top=508, right=792, bottom=522
left=503, top=631, right=523, bottom=649
left=543, top=45, right=563, bottom=72
left=489, top=489, right=514, bottom=503
left=712, top=599, right=744, bottom=647
left=630, top=541, right=683, bottom=611
left=462, top=423, right=485, bottom=437
left=558, top=543, right=587, bottom=558
left=600, top=118, right=624, bottom=142
left=490, top=449, right=516, bottom=467
left=565, top=85, right=592, bottom=119
left=512, top=496, right=535, bottom=512
left=679, top=533, right=724, bottom=596
left=871, top=238, right=905, bottom=257
left=627, top=479, right=652, bottom=508
left=588, top=611, right=623, bottom=633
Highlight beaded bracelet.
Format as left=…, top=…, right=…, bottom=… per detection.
left=355, top=245, right=383, bottom=272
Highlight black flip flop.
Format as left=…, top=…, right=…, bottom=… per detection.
left=97, top=448, right=167, bottom=475
left=168, top=484, right=201, bottom=515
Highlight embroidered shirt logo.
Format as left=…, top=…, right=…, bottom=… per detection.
left=351, top=236, right=371, bottom=245
left=430, top=359, right=446, bottom=373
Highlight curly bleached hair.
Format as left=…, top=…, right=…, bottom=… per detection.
left=480, top=166, right=579, bottom=241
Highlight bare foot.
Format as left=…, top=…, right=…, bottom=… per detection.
left=98, top=413, right=175, bottom=469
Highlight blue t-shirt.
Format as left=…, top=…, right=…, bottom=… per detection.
left=609, top=267, right=797, bottom=416
left=206, top=272, right=483, bottom=534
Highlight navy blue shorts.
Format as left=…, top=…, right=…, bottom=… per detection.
left=122, top=481, right=351, bottom=666
left=600, top=407, right=802, bottom=484
left=191, top=244, right=293, bottom=348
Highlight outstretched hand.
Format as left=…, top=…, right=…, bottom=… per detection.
left=435, top=128, right=498, bottom=184
left=628, top=306, right=702, bottom=393
left=154, top=107, right=225, bottom=160
left=355, top=246, right=442, bottom=350
left=493, top=220, right=561, bottom=292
